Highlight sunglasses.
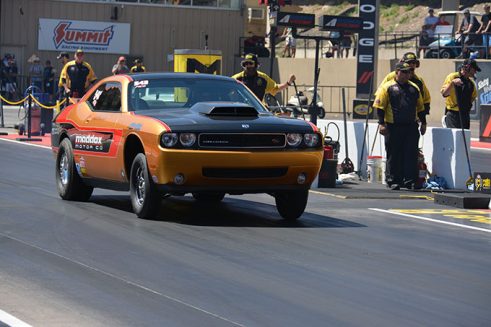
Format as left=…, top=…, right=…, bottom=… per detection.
left=243, top=61, right=255, bottom=66
left=398, top=70, right=411, bottom=74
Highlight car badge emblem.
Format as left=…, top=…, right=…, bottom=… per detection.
left=242, top=124, right=250, bottom=129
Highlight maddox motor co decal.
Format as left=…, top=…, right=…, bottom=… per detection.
left=71, top=132, right=112, bottom=153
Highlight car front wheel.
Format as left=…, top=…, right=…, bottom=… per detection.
left=275, top=190, right=309, bottom=221
left=130, top=153, right=162, bottom=219
left=56, top=138, right=93, bottom=201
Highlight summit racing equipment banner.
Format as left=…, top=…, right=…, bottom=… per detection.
left=38, top=19, right=130, bottom=54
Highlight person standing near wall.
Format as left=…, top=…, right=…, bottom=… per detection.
left=130, top=59, right=146, bottom=73
left=441, top=59, right=479, bottom=129
left=232, top=53, right=295, bottom=102
left=378, top=52, right=431, bottom=116
left=43, top=60, right=55, bottom=103
left=373, top=62, right=426, bottom=190
left=28, top=54, right=43, bottom=91
left=59, top=49, right=97, bottom=99
left=112, top=56, right=129, bottom=75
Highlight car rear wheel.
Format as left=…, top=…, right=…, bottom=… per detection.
left=56, top=138, right=93, bottom=201
left=275, top=190, right=309, bottom=221
left=439, top=49, right=453, bottom=59
left=192, top=192, right=225, bottom=202
left=130, top=153, right=162, bottom=219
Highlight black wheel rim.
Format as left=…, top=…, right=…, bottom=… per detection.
left=134, top=166, right=145, bottom=206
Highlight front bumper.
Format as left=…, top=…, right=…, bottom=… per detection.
left=147, top=148, right=323, bottom=193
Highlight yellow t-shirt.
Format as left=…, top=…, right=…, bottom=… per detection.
left=441, top=72, right=477, bottom=112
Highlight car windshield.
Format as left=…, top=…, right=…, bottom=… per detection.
left=127, top=77, right=266, bottom=112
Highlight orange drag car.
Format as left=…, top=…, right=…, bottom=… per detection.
left=51, top=73, right=323, bottom=220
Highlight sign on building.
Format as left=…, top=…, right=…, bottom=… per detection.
left=38, top=18, right=130, bottom=54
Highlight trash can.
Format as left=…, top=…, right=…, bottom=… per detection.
left=318, top=159, right=338, bottom=188
left=31, top=93, right=52, bottom=135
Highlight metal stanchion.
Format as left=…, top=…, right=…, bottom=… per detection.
left=16, top=88, right=42, bottom=142
left=0, top=98, right=7, bottom=135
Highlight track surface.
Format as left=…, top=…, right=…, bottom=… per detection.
left=0, top=140, right=490, bottom=326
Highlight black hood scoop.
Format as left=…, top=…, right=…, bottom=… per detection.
left=190, top=102, right=259, bottom=117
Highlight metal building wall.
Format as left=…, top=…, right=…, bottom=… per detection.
left=0, top=0, right=244, bottom=78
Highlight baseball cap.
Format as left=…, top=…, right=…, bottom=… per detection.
left=118, top=56, right=126, bottom=62
left=241, top=53, right=259, bottom=67
left=75, top=48, right=84, bottom=55
left=428, top=8, right=434, bottom=13
left=463, top=8, right=470, bottom=14
left=395, top=62, right=412, bottom=71
left=402, top=52, right=418, bottom=63
left=57, top=51, right=69, bottom=59
left=463, top=59, right=481, bottom=72
left=134, top=58, right=142, bottom=64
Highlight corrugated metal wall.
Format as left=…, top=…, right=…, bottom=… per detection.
left=0, top=0, right=244, bottom=78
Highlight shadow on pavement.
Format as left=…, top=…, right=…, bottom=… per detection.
left=89, top=194, right=366, bottom=229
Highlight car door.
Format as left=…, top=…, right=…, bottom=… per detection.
left=75, top=82, right=123, bottom=181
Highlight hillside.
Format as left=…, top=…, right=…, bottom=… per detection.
left=292, top=1, right=489, bottom=33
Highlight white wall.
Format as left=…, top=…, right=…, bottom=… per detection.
left=316, top=119, right=472, bottom=189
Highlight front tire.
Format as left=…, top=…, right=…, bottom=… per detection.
left=275, top=190, right=309, bottom=221
left=56, top=138, right=93, bottom=201
left=130, top=153, right=162, bottom=219
left=318, top=107, right=326, bottom=119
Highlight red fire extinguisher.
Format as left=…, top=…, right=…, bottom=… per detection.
left=416, top=149, right=427, bottom=189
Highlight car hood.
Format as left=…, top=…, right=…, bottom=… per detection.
left=135, top=102, right=316, bottom=133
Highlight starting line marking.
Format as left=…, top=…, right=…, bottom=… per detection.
left=0, top=309, right=32, bottom=327
left=0, top=137, right=50, bottom=149
left=369, top=208, right=491, bottom=234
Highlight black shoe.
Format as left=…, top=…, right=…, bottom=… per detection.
left=404, top=182, right=414, bottom=190
left=390, top=184, right=400, bottom=190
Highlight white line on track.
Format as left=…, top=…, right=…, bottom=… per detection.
left=0, top=309, right=32, bottom=327
left=0, top=137, right=51, bottom=149
left=0, top=232, right=244, bottom=327
left=369, top=208, right=491, bottom=233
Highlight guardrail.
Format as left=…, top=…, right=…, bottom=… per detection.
left=239, top=32, right=491, bottom=60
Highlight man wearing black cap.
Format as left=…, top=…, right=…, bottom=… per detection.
left=232, top=53, right=295, bottom=102
left=130, top=58, right=146, bottom=73
left=373, top=62, right=426, bottom=190
left=59, top=49, right=97, bottom=99
left=441, top=59, right=479, bottom=129
left=56, top=52, right=69, bottom=99
left=378, top=52, right=431, bottom=116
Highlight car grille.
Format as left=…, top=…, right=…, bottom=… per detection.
left=198, top=133, right=286, bottom=148
left=202, top=167, right=288, bottom=178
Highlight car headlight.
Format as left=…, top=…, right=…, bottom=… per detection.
left=179, top=133, right=196, bottom=147
left=160, top=133, right=178, bottom=148
left=304, top=133, right=320, bottom=147
left=286, top=133, right=302, bottom=147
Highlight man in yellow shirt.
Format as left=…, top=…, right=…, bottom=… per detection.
left=232, top=53, right=295, bottom=102
left=373, top=62, right=426, bottom=190
left=378, top=52, right=431, bottom=115
left=59, top=49, right=97, bottom=99
left=130, top=58, right=146, bottom=73
left=441, top=59, right=479, bottom=129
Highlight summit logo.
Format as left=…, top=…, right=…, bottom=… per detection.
left=53, top=22, right=114, bottom=49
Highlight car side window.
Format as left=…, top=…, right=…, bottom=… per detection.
left=88, top=82, right=122, bottom=112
